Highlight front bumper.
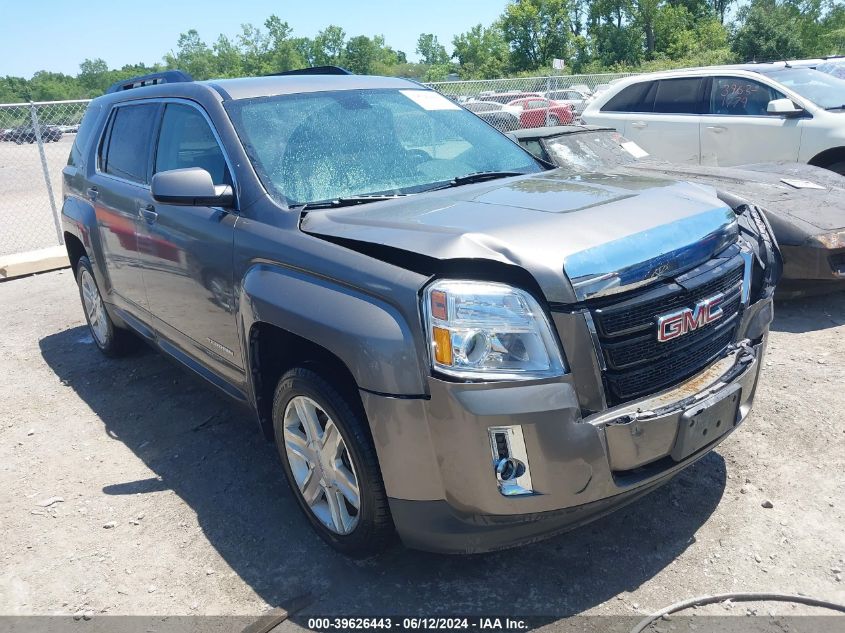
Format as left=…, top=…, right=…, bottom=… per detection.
left=778, top=242, right=845, bottom=298
left=362, top=299, right=772, bottom=554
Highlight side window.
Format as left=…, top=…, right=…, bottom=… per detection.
left=101, top=104, right=159, bottom=183
left=601, top=81, right=657, bottom=113
left=710, top=77, right=785, bottom=116
left=653, top=78, right=705, bottom=114
left=519, top=139, right=546, bottom=161
left=154, top=103, right=229, bottom=186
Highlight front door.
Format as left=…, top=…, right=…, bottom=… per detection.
left=700, top=75, right=804, bottom=166
left=139, top=102, right=242, bottom=375
left=90, top=102, right=160, bottom=312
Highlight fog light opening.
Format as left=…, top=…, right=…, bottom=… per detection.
left=488, top=426, right=533, bottom=496
left=495, top=457, right=526, bottom=481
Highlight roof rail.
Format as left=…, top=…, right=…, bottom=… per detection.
left=106, top=70, right=193, bottom=94
left=267, top=66, right=354, bottom=77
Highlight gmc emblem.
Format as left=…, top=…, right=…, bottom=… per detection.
left=656, top=293, right=725, bottom=343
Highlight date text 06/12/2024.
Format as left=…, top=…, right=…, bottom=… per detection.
left=307, top=617, right=529, bottom=630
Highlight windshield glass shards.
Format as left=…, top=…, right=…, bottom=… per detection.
left=226, top=88, right=543, bottom=207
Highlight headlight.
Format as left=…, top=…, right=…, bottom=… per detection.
left=423, top=279, right=566, bottom=380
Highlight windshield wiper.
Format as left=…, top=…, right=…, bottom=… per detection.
left=451, top=171, right=527, bottom=185
left=423, top=170, right=528, bottom=193
left=297, top=173, right=527, bottom=209
left=824, top=105, right=845, bottom=111
left=297, top=194, right=407, bottom=211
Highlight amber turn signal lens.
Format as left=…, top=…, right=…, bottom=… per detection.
left=430, top=290, right=448, bottom=320
left=432, top=326, right=453, bottom=365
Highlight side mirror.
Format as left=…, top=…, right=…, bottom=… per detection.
left=767, top=98, right=805, bottom=118
left=151, top=167, right=234, bottom=207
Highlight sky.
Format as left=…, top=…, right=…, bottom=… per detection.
left=0, top=0, right=509, bottom=78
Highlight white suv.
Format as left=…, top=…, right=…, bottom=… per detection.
left=581, top=64, right=845, bottom=174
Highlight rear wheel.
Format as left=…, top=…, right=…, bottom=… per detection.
left=272, top=367, right=393, bottom=557
left=76, top=256, right=136, bottom=357
left=547, top=113, right=560, bottom=126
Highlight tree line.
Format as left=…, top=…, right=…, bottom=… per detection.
left=2, top=0, right=843, bottom=103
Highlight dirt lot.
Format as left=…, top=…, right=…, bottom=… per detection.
left=0, top=270, right=843, bottom=629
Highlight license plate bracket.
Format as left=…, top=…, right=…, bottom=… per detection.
left=671, top=385, right=741, bottom=461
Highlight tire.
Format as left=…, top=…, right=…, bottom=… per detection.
left=272, top=367, right=393, bottom=557
left=75, top=256, right=136, bottom=357
left=547, top=114, right=560, bottom=127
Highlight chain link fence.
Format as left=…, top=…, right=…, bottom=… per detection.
left=426, top=72, right=637, bottom=127
left=0, top=73, right=639, bottom=260
left=0, top=99, right=90, bottom=258
left=426, top=72, right=636, bottom=98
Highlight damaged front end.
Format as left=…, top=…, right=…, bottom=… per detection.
left=562, top=193, right=781, bottom=479
left=303, top=175, right=782, bottom=553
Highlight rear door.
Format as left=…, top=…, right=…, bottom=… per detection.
left=89, top=102, right=160, bottom=313
left=700, top=75, right=803, bottom=166
left=622, top=77, right=706, bottom=164
left=139, top=101, right=242, bottom=376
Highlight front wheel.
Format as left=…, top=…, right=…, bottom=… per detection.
left=272, top=367, right=393, bottom=557
left=76, top=256, right=136, bottom=357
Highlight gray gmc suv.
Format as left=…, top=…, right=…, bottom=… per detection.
left=61, top=68, right=781, bottom=556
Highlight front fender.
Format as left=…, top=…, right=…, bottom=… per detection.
left=240, top=263, right=429, bottom=396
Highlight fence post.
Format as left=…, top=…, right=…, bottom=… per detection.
left=29, top=101, right=63, bottom=246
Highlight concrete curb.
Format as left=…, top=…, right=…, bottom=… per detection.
left=0, top=246, right=70, bottom=280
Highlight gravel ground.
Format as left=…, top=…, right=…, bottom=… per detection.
left=0, top=270, right=843, bottom=629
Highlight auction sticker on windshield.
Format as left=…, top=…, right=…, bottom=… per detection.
left=400, top=90, right=461, bottom=111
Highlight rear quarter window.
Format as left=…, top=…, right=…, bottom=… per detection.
left=67, top=103, right=102, bottom=168
left=601, top=81, right=656, bottom=113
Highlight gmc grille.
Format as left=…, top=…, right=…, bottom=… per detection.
left=587, top=251, right=746, bottom=405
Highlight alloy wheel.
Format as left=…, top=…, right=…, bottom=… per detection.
left=282, top=395, right=361, bottom=535
left=80, top=269, right=108, bottom=346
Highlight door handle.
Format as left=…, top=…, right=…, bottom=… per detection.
left=707, top=125, right=727, bottom=133
left=630, top=121, right=647, bottom=129
left=139, top=203, right=158, bottom=223
left=86, top=187, right=98, bottom=200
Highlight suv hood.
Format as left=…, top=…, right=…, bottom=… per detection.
left=301, top=170, right=738, bottom=304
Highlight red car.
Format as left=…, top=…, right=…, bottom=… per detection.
left=506, top=97, right=575, bottom=128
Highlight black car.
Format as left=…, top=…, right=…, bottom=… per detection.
left=512, top=125, right=845, bottom=298
left=5, top=125, right=63, bottom=144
